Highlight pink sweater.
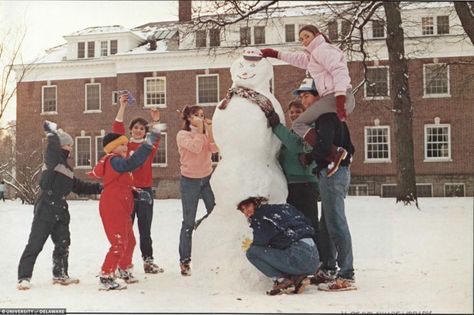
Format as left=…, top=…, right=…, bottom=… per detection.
left=279, top=34, right=352, bottom=97
left=176, top=130, right=218, bottom=178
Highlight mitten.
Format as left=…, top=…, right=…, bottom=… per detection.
left=43, top=120, right=57, bottom=133
left=145, top=127, right=161, bottom=146
left=241, top=238, right=253, bottom=251
left=336, top=95, right=347, bottom=121
left=298, top=153, right=314, bottom=167
left=260, top=48, right=279, bottom=59
left=265, top=110, right=280, bottom=128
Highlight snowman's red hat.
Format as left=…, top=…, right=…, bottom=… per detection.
left=242, top=47, right=263, bottom=61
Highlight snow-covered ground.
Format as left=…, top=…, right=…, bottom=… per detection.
left=0, top=197, right=472, bottom=314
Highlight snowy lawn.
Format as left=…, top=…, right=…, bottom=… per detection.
left=0, top=197, right=472, bottom=314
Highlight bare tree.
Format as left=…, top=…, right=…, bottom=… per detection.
left=454, top=2, right=474, bottom=45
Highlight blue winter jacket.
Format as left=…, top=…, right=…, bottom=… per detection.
left=250, top=203, right=314, bottom=249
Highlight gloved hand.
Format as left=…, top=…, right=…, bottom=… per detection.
left=133, top=188, right=152, bottom=205
left=303, top=128, right=318, bottom=147
left=336, top=95, right=347, bottom=121
left=43, top=120, right=58, bottom=133
left=242, top=238, right=253, bottom=251
left=298, top=153, right=314, bottom=167
left=260, top=48, right=279, bottom=59
left=145, top=127, right=161, bottom=146
left=265, top=110, right=280, bottom=128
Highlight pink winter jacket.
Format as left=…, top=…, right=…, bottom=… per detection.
left=279, top=34, right=352, bottom=97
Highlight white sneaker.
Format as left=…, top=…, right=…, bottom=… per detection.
left=17, top=279, right=31, bottom=290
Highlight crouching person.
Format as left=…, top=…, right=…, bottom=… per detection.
left=17, top=121, right=102, bottom=290
left=90, top=127, right=160, bottom=291
left=237, top=197, right=319, bottom=295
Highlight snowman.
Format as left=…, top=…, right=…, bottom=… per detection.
left=191, top=48, right=288, bottom=293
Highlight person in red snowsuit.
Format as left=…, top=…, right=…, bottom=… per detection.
left=90, top=128, right=160, bottom=290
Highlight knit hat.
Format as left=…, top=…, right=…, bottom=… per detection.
left=292, top=77, right=318, bottom=96
left=103, top=133, right=128, bottom=154
left=57, top=129, right=73, bottom=146
left=242, top=47, right=263, bottom=61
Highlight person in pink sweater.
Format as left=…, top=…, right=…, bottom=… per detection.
left=261, top=24, right=356, bottom=141
left=176, top=105, right=218, bottom=276
left=112, top=92, right=163, bottom=274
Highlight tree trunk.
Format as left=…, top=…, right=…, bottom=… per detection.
left=454, top=2, right=474, bottom=45
left=383, top=1, right=418, bottom=207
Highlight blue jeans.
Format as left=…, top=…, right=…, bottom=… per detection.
left=246, top=239, right=319, bottom=278
left=318, top=166, right=354, bottom=279
left=179, top=175, right=215, bottom=263
left=131, top=187, right=154, bottom=261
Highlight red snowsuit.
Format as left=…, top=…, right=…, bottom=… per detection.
left=92, top=153, right=136, bottom=274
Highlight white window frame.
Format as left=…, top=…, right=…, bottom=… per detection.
left=195, top=30, right=207, bottom=48
left=381, top=184, right=397, bottom=198
left=112, top=91, right=118, bottom=105
left=100, top=41, right=108, bottom=57
left=75, top=136, right=92, bottom=169
left=423, top=63, right=450, bottom=98
left=285, top=24, right=296, bottom=43
left=364, top=125, right=391, bottom=163
left=77, top=42, right=85, bottom=59
left=444, top=183, right=466, bottom=197
left=41, top=85, right=58, bottom=115
left=209, top=28, right=221, bottom=47
left=84, top=83, right=101, bottom=113
left=152, top=132, right=167, bottom=167
left=371, top=20, right=385, bottom=39
left=424, top=123, right=452, bottom=162
left=240, top=26, right=251, bottom=46
left=87, top=41, right=95, bottom=58
left=364, top=66, right=390, bottom=100
left=95, top=135, right=105, bottom=164
left=436, top=15, right=450, bottom=35
left=253, top=26, right=266, bottom=45
left=349, top=184, right=369, bottom=196
left=421, top=16, right=434, bottom=35
left=196, top=74, right=220, bottom=106
left=144, top=77, right=167, bottom=108
left=416, top=183, right=433, bottom=197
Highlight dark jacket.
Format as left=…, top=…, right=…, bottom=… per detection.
left=250, top=203, right=314, bottom=249
left=311, top=113, right=355, bottom=172
left=35, top=133, right=102, bottom=223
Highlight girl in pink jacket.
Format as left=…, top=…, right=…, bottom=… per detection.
left=261, top=24, right=355, bottom=139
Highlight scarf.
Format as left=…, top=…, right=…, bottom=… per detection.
left=218, top=86, right=275, bottom=115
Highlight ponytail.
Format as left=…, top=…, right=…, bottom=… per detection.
left=181, top=104, right=204, bottom=132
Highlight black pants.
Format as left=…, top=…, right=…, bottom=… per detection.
left=18, top=214, right=71, bottom=280
left=287, top=182, right=320, bottom=253
left=132, top=187, right=154, bottom=261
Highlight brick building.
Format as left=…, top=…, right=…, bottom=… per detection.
left=14, top=2, right=474, bottom=198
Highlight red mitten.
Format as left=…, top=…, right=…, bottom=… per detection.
left=336, top=95, right=347, bottom=121
left=260, top=48, right=279, bottom=59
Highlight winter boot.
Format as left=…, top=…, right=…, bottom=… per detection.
left=318, top=277, right=357, bottom=292
left=291, top=275, right=310, bottom=294
left=99, top=276, right=127, bottom=291
left=180, top=262, right=191, bottom=276
left=144, top=258, right=164, bottom=274
left=266, top=277, right=295, bottom=296
left=17, top=279, right=31, bottom=291
left=52, top=275, right=80, bottom=286
left=310, top=268, right=337, bottom=285
left=116, top=267, right=139, bottom=284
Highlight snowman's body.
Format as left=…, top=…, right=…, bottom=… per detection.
left=210, top=55, right=288, bottom=210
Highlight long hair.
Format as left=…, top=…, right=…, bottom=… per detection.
left=181, top=105, right=204, bottom=131
left=299, top=24, right=332, bottom=44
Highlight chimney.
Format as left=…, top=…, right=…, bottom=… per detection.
left=179, top=0, right=192, bottom=22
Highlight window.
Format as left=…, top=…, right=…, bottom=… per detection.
left=416, top=184, right=433, bottom=197
left=424, top=124, right=451, bottom=161
left=424, top=64, right=449, bottom=97
left=422, top=17, right=434, bottom=35
left=210, top=29, right=220, bottom=47
left=254, top=26, right=266, bottom=45
left=85, top=83, right=101, bottom=112
left=341, top=20, right=351, bottom=38
left=152, top=132, right=167, bottom=166
left=285, top=24, right=296, bottom=42
left=87, top=41, right=95, bottom=58
left=365, top=126, right=391, bottom=162
left=144, top=77, right=166, bottom=107
left=211, top=152, right=221, bottom=165
left=100, top=41, right=108, bottom=56
left=110, top=40, right=118, bottom=55
left=78, top=42, right=85, bottom=58
left=381, top=184, right=397, bottom=198
left=42, top=86, right=57, bottom=113
left=197, top=74, right=219, bottom=104
left=328, top=21, right=338, bottom=41
left=349, top=185, right=368, bottom=196
left=365, top=67, right=389, bottom=98
left=196, top=30, right=207, bottom=48
left=240, top=27, right=251, bottom=46
left=372, top=20, right=385, bottom=38
left=96, top=136, right=105, bottom=164
left=75, top=137, right=91, bottom=168
left=437, top=16, right=449, bottom=34
left=112, top=91, right=118, bottom=105
left=444, top=183, right=465, bottom=197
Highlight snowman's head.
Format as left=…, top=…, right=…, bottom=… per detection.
left=230, top=47, right=273, bottom=91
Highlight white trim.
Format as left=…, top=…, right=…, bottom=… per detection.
left=364, top=66, right=390, bottom=100
left=95, top=135, right=105, bottom=165
left=144, top=76, right=167, bottom=108
left=349, top=184, right=369, bottom=196
left=41, top=85, right=58, bottom=114
left=74, top=136, right=92, bottom=169
left=112, top=91, right=118, bottom=105
left=84, top=83, right=102, bottom=113
left=196, top=74, right=220, bottom=106
left=422, top=63, right=451, bottom=98
left=444, top=183, right=466, bottom=197
left=152, top=132, right=167, bottom=167
left=423, top=123, right=452, bottom=161
left=381, top=184, right=397, bottom=198
left=364, top=125, right=391, bottom=163
left=416, top=183, right=433, bottom=197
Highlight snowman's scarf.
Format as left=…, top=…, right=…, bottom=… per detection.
left=218, top=86, right=274, bottom=115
